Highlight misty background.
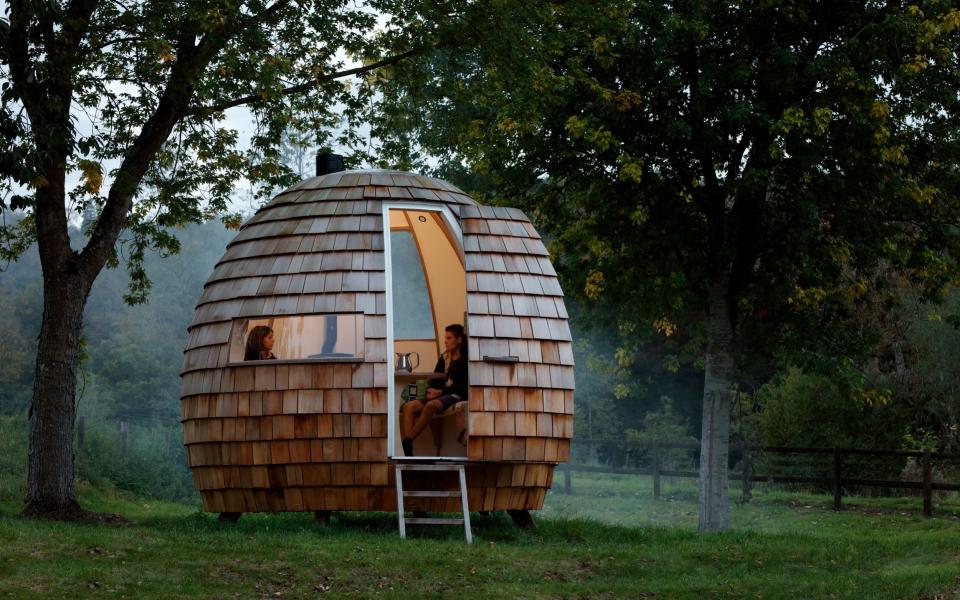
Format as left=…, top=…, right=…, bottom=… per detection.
left=4, top=182, right=960, bottom=505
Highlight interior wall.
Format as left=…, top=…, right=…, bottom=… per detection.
left=406, top=210, right=467, bottom=348
left=393, top=340, right=439, bottom=372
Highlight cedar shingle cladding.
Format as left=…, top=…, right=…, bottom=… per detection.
left=180, top=170, right=573, bottom=513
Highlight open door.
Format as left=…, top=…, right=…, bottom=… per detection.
left=384, top=205, right=467, bottom=459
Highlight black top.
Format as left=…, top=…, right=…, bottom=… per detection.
left=429, top=352, right=469, bottom=401
left=244, top=350, right=276, bottom=361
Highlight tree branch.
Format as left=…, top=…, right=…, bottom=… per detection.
left=7, top=0, right=99, bottom=273
left=724, top=133, right=751, bottom=188
left=191, top=47, right=427, bottom=116
left=75, top=0, right=300, bottom=279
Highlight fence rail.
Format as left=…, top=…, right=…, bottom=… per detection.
left=560, top=439, right=960, bottom=517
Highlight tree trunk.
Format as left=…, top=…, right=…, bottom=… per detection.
left=21, top=267, right=91, bottom=519
left=698, top=276, right=735, bottom=532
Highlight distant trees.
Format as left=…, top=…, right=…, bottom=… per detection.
left=0, top=221, right=232, bottom=417
left=369, top=1, right=960, bottom=530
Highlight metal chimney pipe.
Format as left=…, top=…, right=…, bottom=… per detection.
left=316, top=153, right=345, bottom=176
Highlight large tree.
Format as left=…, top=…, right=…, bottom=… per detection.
left=368, top=1, right=960, bottom=530
left=0, top=0, right=491, bottom=519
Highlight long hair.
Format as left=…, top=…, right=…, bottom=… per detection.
left=445, top=323, right=467, bottom=359
left=244, top=325, right=273, bottom=360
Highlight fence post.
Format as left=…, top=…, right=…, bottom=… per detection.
left=77, top=415, right=85, bottom=449
left=563, top=462, right=572, bottom=494
left=652, top=441, right=661, bottom=499
left=120, top=421, right=129, bottom=457
left=832, top=447, right=843, bottom=510
left=922, top=449, right=933, bottom=517
left=741, top=445, right=753, bottom=503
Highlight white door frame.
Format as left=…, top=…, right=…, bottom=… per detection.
left=382, top=201, right=464, bottom=459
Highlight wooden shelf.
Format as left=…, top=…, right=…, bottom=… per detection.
left=394, top=371, right=442, bottom=381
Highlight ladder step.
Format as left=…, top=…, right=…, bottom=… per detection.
left=395, top=464, right=464, bottom=471
left=404, top=517, right=464, bottom=525
left=403, top=490, right=461, bottom=497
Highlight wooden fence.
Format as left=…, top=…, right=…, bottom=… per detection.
left=558, top=439, right=960, bottom=517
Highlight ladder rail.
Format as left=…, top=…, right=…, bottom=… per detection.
left=395, top=464, right=406, bottom=539
left=458, top=465, right=472, bottom=544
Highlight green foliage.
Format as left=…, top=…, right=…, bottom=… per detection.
left=77, top=420, right=197, bottom=503
left=370, top=0, right=960, bottom=390
left=0, top=220, right=232, bottom=417
left=0, top=0, right=460, bottom=303
left=0, top=416, right=197, bottom=505
left=756, top=367, right=906, bottom=451
left=624, top=397, right=698, bottom=469
left=898, top=287, right=960, bottom=453
left=0, top=228, right=42, bottom=413
left=626, top=397, right=696, bottom=445
left=0, top=416, right=28, bottom=504
left=752, top=366, right=910, bottom=488
left=569, top=315, right=707, bottom=459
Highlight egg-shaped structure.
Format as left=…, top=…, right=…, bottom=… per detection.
left=180, top=168, right=574, bottom=515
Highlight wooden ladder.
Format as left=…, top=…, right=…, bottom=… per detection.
left=394, top=460, right=472, bottom=544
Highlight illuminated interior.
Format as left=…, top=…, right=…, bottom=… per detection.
left=388, top=208, right=468, bottom=458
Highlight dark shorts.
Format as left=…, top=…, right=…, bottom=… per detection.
left=403, top=394, right=463, bottom=413
left=433, top=394, right=463, bottom=412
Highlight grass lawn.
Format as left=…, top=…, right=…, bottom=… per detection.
left=1, top=418, right=958, bottom=599
left=1, top=467, right=959, bottom=599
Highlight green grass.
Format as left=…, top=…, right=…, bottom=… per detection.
left=1, top=473, right=959, bottom=598
left=2, top=414, right=959, bottom=599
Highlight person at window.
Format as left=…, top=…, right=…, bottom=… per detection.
left=244, top=325, right=277, bottom=361
left=401, top=324, right=468, bottom=456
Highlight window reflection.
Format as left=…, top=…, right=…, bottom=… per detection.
left=229, top=314, right=364, bottom=362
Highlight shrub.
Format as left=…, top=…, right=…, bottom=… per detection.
left=754, top=366, right=910, bottom=489
left=77, top=420, right=199, bottom=503
left=623, top=397, right=698, bottom=470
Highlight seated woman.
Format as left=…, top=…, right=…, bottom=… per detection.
left=400, top=324, right=468, bottom=456
left=244, top=325, right=277, bottom=361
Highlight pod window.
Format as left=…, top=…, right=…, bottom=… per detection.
left=228, top=314, right=364, bottom=363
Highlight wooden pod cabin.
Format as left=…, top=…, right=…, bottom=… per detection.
left=180, top=165, right=574, bottom=516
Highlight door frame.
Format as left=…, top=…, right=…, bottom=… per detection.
left=382, top=202, right=465, bottom=459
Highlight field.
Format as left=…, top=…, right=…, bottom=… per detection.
left=2, top=462, right=960, bottom=599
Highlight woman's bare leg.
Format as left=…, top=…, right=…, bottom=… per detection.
left=401, top=400, right=424, bottom=439
left=407, top=399, right=442, bottom=440
left=456, top=409, right=467, bottom=445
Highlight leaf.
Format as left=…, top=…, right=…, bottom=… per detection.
left=78, top=160, right=104, bottom=195
left=10, top=195, right=31, bottom=211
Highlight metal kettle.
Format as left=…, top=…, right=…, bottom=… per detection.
left=395, top=351, right=420, bottom=372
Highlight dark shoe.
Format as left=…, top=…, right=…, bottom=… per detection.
left=402, top=438, right=414, bottom=456
left=457, top=429, right=467, bottom=446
